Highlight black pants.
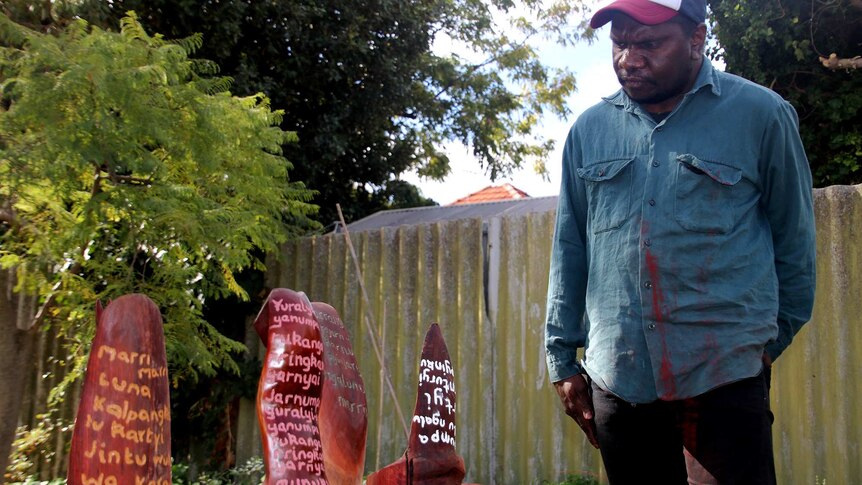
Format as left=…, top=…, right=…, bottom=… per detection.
left=591, top=369, right=776, bottom=485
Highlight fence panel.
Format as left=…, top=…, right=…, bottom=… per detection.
left=771, top=185, right=862, bottom=484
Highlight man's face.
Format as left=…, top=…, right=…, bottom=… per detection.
left=610, top=15, right=702, bottom=113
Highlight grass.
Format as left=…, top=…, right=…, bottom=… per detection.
left=539, top=473, right=603, bottom=485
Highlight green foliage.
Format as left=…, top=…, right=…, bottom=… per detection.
left=0, top=13, right=318, bottom=383
left=7, top=480, right=66, bottom=485
left=707, top=0, right=862, bottom=187
left=172, top=457, right=265, bottom=485
left=61, top=0, right=592, bottom=221
left=170, top=355, right=261, bottom=471
left=4, top=415, right=63, bottom=483
left=7, top=456, right=265, bottom=484
left=539, top=473, right=602, bottom=485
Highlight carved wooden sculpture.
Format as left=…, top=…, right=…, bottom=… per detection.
left=67, top=294, right=171, bottom=485
left=366, top=323, right=466, bottom=485
left=313, top=302, right=368, bottom=485
left=255, top=289, right=328, bottom=484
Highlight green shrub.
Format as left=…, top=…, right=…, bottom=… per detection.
left=540, top=473, right=603, bottom=485
left=171, top=457, right=264, bottom=485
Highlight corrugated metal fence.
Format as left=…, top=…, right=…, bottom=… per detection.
left=770, top=185, right=862, bottom=484
left=237, top=184, right=862, bottom=484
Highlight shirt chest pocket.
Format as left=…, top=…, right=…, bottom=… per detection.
left=577, top=158, right=634, bottom=234
left=674, top=154, right=743, bottom=234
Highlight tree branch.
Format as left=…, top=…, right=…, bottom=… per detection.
left=110, top=174, right=152, bottom=186
left=0, top=193, right=18, bottom=227
left=91, top=161, right=152, bottom=188
left=92, top=165, right=102, bottom=196
left=819, top=53, right=862, bottom=70
left=29, top=262, right=83, bottom=330
left=431, top=35, right=536, bottom=101
left=0, top=208, right=18, bottom=227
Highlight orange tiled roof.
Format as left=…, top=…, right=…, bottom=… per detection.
left=449, top=183, right=530, bottom=205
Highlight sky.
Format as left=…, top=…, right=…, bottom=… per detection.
left=402, top=19, right=618, bottom=205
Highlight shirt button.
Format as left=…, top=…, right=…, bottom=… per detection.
left=648, top=199, right=656, bottom=206
left=598, top=169, right=605, bottom=176
left=656, top=126, right=663, bottom=132
left=644, top=281, right=653, bottom=289
left=648, top=323, right=657, bottom=330
left=644, top=238, right=651, bottom=247
left=652, top=161, right=660, bottom=167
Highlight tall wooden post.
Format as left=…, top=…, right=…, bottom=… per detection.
left=366, top=323, right=466, bottom=485
left=255, top=289, right=328, bottom=484
left=67, top=294, right=171, bottom=485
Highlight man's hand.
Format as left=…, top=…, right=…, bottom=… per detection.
left=553, top=374, right=599, bottom=449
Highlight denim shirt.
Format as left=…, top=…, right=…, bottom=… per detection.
left=544, top=59, right=816, bottom=403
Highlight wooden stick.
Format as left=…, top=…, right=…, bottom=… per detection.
left=336, top=204, right=409, bottom=439
left=375, top=304, right=387, bottom=469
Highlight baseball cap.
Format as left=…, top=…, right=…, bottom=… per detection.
left=589, top=0, right=706, bottom=29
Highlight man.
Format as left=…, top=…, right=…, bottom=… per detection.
left=544, top=0, right=816, bottom=483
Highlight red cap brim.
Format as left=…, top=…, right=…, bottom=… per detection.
left=590, top=0, right=679, bottom=29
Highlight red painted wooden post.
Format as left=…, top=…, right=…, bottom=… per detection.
left=366, top=323, right=466, bottom=485
left=313, top=302, right=368, bottom=485
left=67, top=294, right=171, bottom=485
left=255, top=289, right=328, bottom=484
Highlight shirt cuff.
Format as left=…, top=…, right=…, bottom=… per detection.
left=547, top=352, right=586, bottom=383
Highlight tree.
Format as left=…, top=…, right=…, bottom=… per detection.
left=0, top=12, right=317, bottom=474
left=62, top=0, right=591, bottom=223
left=708, top=0, right=862, bottom=186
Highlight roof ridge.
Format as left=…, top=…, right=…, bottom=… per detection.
left=502, top=183, right=528, bottom=199
left=342, top=195, right=559, bottom=233
left=449, top=183, right=531, bottom=206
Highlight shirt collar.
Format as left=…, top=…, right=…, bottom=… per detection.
left=603, top=57, right=720, bottom=110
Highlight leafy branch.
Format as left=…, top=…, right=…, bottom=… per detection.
left=0, top=12, right=319, bottom=382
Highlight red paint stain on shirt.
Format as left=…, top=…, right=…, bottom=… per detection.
left=646, top=250, right=677, bottom=399
left=645, top=251, right=664, bottom=322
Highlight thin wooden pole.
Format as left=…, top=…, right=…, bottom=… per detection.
left=375, top=304, right=387, bottom=469
left=336, top=204, right=409, bottom=439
